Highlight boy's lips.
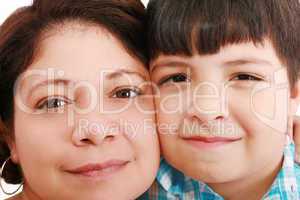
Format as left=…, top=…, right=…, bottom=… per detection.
left=182, top=136, right=242, bottom=149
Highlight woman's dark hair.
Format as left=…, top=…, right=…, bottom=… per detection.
left=0, top=0, right=147, bottom=184
left=147, top=0, right=300, bottom=86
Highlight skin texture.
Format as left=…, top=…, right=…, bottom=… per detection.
left=8, top=22, right=160, bottom=200
left=150, top=39, right=300, bottom=200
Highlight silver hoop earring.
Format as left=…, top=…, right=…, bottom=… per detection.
left=0, top=157, right=23, bottom=195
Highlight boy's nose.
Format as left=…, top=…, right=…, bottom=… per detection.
left=186, top=94, right=228, bottom=124
left=187, top=104, right=225, bottom=124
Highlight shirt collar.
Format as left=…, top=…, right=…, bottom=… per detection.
left=263, top=142, right=299, bottom=199
left=156, top=142, right=299, bottom=199
left=156, top=158, right=186, bottom=196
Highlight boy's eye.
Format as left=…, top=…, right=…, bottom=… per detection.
left=159, top=73, right=188, bottom=85
left=112, top=88, right=142, bottom=98
left=37, top=97, right=71, bottom=110
left=231, top=74, right=263, bottom=81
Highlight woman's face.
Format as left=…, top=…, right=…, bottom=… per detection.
left=11, top=23, right=159, bottom=200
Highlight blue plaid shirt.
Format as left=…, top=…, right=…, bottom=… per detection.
left=139, top=143, right=300, bottom=200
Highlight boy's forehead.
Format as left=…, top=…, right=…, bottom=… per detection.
left=150, top=40, right=283, bottom=71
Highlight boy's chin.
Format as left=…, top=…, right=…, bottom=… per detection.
left=182, top=162, right=243, bottom=184
left=165, top=154, right=246, bottom=184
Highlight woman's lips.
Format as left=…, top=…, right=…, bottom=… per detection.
left=65, top=160, right=130, bottom=179
left=183, top=136, right=242, bottom=149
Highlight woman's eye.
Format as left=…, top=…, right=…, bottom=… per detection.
left=231, top=74, right=263, bottom=81
left=37, top=97, right=69, bottom=110
left=112, top=88, right=142, bottom=98
left=159, top=74, right=188, bottom=85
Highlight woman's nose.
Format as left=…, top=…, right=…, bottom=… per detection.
left=71, top=118, right=119, bottom=147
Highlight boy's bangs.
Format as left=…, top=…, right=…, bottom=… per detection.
left=147, top=0, right=270, bottom=59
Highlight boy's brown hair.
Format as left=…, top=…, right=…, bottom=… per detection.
left=147, top=0, right=300, bottom=87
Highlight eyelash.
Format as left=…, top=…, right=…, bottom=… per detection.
left=35, top=86, right=142, bottom=110
left=36, top=96, right=72, bottom=110
left=158, top=72, right=263, bottom=85
left=158, top=73, right=189, bottom=85
left=230, top=73, right=264, bottom=81
left=111, top=86, right=143, bottom=98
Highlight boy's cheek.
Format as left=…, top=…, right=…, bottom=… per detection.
left=226, top=83, right=289, bottom=134
left=154, top=90, right=188, bottom=114
left=154, top=92, right=187, bottom=134
left=250, top=86, right=289, bottom=133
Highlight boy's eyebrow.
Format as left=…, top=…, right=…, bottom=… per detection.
left=151, top=61, right=190, bottom=73
left=151, top=58, right=274, bottom=73
left=223, top=58, right=274, bottom=67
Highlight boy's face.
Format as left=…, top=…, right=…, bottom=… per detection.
left=150, top=40, right=299, bottom=183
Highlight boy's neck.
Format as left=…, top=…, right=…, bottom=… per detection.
left=207, top=154, right=284, bottom=200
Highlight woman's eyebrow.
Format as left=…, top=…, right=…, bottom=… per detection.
left=27, top=79, right=71, bottom=95
left=24, top=70, right=147, bottom=98
left=105, top=69, right=148, bottom=81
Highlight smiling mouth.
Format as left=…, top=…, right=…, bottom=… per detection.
left=183, top=136, right=242, bottom=149
left=66, top=160, right=130, bottom=179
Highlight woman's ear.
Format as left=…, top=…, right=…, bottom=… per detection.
left=6, top=137, right=19, bottom=164
left=0, top=120, right=19, bottom=164
left=290, top=80, right=300, bottom=115
left=291, top=81, right=300, bottom=163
